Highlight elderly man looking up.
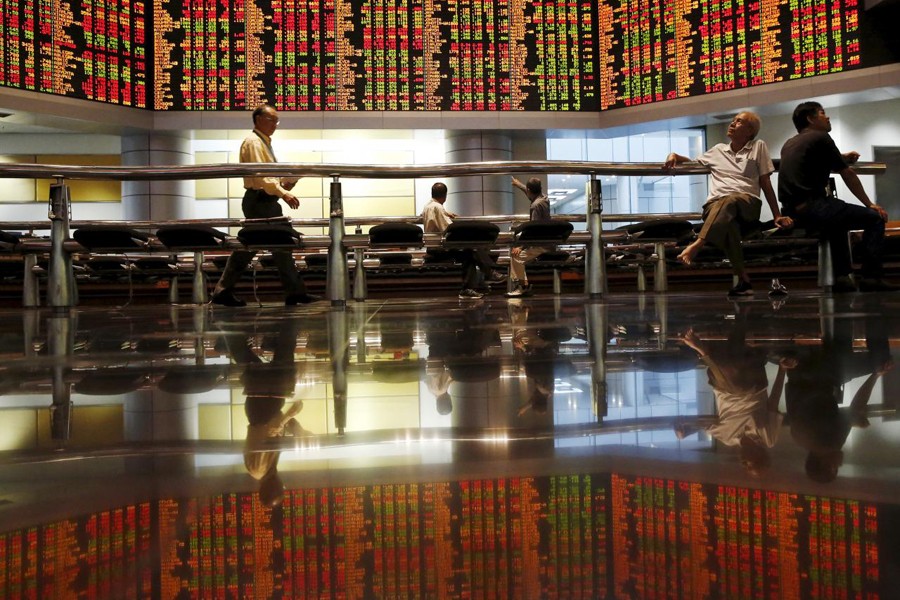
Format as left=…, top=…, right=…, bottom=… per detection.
left=665, top=111, right=792, bottom=297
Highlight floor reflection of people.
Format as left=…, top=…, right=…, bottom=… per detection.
left=220, top=318, right=309, bottom=505
left=510, top=300, right=567, bottom=419
left=783, top=303, right=893, bottom=482
left=424, top=304, right=500, bottom=420
left=678, top=314, right=785, bottom=476
left=244, top=395, right=307, bottom=506
left=425, top=359, right=453, bottom=415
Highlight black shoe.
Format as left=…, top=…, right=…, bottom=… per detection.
left=285, top=293, right=323, bottom=305
left=832, top=276, right=857, bottom=294
left=727, top=280, right=753, bottom=297
left=458, top=288, right=484, bottom=300
left=211, top=290, right=247, bottom=307
left=768, top=278, right=788, bottom=298
left=486, top=271, right=507, bottom=284
left=858, top=278, right=900, bottom=292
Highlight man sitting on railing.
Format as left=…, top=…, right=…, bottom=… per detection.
left=211, top=104, right=321, bottom=307
left=421, top=182, right=503, bottom=300
left=779, top=101, right=897, bottom=293
left=664, top=111, right=792, bottom=297
left=506, top=176, right=552, bottom=298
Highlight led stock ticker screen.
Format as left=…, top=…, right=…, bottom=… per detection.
left=0, top=0, right=896, bottom=111
left=0, top=474, right=891, bottom=597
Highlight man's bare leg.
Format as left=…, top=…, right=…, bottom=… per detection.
left=677, top=237, right=706, bottom=265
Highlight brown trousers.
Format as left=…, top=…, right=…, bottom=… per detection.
left=698, top=193, right=761, bottom=274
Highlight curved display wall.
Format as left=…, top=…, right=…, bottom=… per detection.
left=0, top=0, right=898, bottom=111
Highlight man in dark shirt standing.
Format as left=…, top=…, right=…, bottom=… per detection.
left=506, top=177, right=552, bottom=298
left=778, top=101, right=896, bottom=292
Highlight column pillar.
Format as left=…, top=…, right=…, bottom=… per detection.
left=121, top=132, right=195, bottom=221
left=444, top=131, right=515, bottom=216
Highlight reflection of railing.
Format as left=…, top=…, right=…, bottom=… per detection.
left=0, top=160, right=887, bottom=180
left=0, top=161, right=887, bottom=307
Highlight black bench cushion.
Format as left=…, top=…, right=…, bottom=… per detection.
left=73, top=226, right=150, bottom=250
left=369, top=223, right=423, bottom=247
left=304, top=253, right=328, bottom=267
left=237, top=224, right=303, bottom=248
left=378, top=253, right=414, bottom=266
left=616, top=219, right=695, bottom=243
left=514, top=219, right=573, bottom=243
left=158, top=366, right=224, bottom=394
left=74, top=369, right=149, bottom=395
left=442, top=220, right=500, bottom=245
left=0, top=230, right=21, bottom=249
left=156, top=224, right=228, bottom=249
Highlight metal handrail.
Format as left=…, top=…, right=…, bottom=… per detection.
left=1, top=159, right=886, bottom=308
left=0, top=160, right=886, bottom=180
left=0, top=213, right=702, bottom=232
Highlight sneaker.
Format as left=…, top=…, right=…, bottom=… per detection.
left=486, top=271, right=507, bottom=284
left=285, top=293, right=323, bottom=305
left=505, top=281, right=533, bottom=298
left=768, top=278, right=788, bottom=298
left=727, top=280, right=753, bottom=297
left=211, top=290, right=247, bottom=307
left=858, top=278, right=900, bottom=292
left=458, top=288, right=484, bottom=300
left=832, top=275, right=857, bottom=294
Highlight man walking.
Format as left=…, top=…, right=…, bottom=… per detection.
left=211, top=104, right=320, bottom=306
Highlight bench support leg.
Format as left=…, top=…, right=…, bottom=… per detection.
left=552, top=268, right=562, bottom=295
left=192, top=251, right=208, bottom=304
left=637, top=265, right=647, bottom=292
left=168, top=275, right=179, bottom=304
left=653, top=241, right=668, bottom=292
left=817, top=240, right=834, bottom=289
left=353, top=248, right=367, bottom=301
left=23, top=254, right=40, bottom=307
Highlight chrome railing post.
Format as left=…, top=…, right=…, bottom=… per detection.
left=47, top=181, right=75, bottom=308
left=327, top=176, right=349, bottom=306
left=585, top=175, right=606, bottom=297
left=23, top=253, right=40, bottom=307
left=586, top=300, right=608, bottom=422
left=328, top=309, right=349, bottom=435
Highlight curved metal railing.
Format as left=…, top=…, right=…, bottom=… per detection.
left=0, top=160, right=886, bottom=180
left=0, top=160, right=887, bottom=308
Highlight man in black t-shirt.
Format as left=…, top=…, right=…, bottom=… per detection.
left=778, top=101, right=896, bottom=292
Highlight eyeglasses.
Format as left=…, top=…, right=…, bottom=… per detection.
left=261, top=114, right=280, bottom=125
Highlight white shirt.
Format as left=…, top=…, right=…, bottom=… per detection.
left=707, top=388, right=782, bottom=448
left=697, top=139, right=775, bottom=202
left=421, top=199, right=453, bottom=233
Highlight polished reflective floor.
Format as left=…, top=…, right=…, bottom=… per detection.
left=1, top=289, right=899, bottom=598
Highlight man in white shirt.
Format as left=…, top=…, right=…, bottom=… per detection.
left=421, top=182, right=502, bottom=299
left=211, top=104, right=320, bottom=307
left=665, top=111, right=792, bottom=296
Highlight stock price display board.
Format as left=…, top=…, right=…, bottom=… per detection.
left=1, top=0, right=896, bottom=111
left=0, top=0, right=149, bottom=107
left=0, top=473, right=893, bottom=597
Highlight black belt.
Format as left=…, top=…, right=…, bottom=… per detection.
left=246, top=188, right=277, bottom=200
